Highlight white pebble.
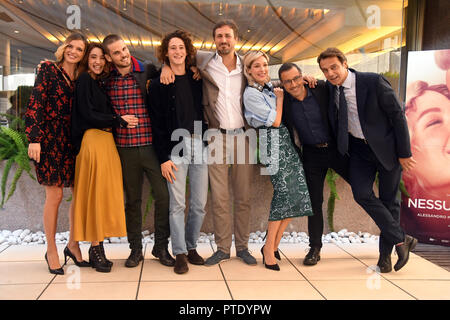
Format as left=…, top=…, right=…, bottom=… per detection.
left=2, top=230, right=12, bottom=237
left=20, top=229, right=31, bottom=239
left=12, top=229, right=23, bottom=237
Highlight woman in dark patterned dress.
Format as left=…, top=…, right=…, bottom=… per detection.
left=25, top=33, right=88, bottom=275
left=243, top=51, right=313, bottom=271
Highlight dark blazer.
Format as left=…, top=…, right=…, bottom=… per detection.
left=328, top=68, right=411, bottom=171
left=282, top=80, right=331, bottom=156
left=147, top=69, right=206, bottom=164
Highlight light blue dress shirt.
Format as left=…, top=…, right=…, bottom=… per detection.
left=243, top=82, right=277, bottom=128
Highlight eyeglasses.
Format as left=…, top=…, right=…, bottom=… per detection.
left=281, top=75, right=303, bottom=86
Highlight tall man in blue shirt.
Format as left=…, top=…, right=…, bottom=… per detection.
left=278, top=62, right=349, bottom=266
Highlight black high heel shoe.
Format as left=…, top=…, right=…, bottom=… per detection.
left=45, top=252, right=64, bottom=275
left=64, top=246, right=91, bottom=267
left=263, top=230, right=281, bottom=261
left=274, top=249, right=281, bottom=260
left=261, top=246, right=280, bottom=271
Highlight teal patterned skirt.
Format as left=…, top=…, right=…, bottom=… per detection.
left=260, top=125, right=313, bottom=221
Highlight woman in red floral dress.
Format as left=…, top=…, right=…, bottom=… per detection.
left=25, top=33, right=88, bottom=274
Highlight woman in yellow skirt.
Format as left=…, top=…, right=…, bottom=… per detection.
left=71, top=43, right=138, bottom=272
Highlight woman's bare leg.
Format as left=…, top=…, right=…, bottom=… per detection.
left=67, top=187, right=83, bottom=261
left=274, top=218, right=292, bottom=250
left=43, top=186, right=63, bottom=269
left=263, top=220, right=281, bottom=265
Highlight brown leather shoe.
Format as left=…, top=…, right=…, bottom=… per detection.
left=174, top=254, right=189, bottom=274
left=187, top=249, right=205, bottom=265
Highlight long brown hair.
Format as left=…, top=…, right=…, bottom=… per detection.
left=54, top=32, right=88, bottom=79
left=79, top=42, right=110, bottom=79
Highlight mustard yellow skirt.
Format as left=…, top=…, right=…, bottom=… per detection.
left=73, top=129, right=127, bottom=242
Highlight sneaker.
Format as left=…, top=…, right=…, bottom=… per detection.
left=236, top=249, right=257, bottom=266
left=204, top=250, right=230, bottom=266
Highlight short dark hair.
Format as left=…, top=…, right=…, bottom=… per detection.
left=212, top=19, right=239, bottom=39
left=102, top=34, right=123, bottom=54
left=157, top=30, right=197, bottom=68
left=317, top=47, right=347, bottom=65
left=278, top=62, right=302, bottom=80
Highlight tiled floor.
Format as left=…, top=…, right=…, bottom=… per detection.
left=0, top=242, right=449, bottom=300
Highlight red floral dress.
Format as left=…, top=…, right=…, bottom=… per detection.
left=25, top=61, right=75, bottom=187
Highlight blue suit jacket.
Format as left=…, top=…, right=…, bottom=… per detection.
left=328, top=68, right=411, bottom=171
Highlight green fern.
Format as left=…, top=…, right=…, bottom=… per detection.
left=399, top=179, right=410, bottom=198
left=325, top=169, right=340, bottom=232
left=1, top=158, right=14, bottom=207
left=0, top=121, right=35, bottom=207
left=5, top=165, right=23, bottom=203
left=1, top=127, right=27, bottom=154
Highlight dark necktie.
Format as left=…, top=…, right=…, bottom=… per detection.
left=335, top=86, right=348, bottom=155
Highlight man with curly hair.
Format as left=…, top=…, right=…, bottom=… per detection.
left=148, top=30, right=208, bottom=274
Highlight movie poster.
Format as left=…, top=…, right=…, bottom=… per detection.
left=400, top=49, right=450, bottom=246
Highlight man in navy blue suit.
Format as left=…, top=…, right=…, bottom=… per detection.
left=317, top=47, right=417, bottom=273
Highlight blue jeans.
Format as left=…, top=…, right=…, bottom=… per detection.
left=168, top=137, right=208, bottom=255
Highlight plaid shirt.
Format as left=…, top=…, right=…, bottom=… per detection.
left=104, top=56, right=152, bottom=147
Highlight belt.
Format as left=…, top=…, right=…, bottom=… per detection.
left=100, top=128, right=112, bottom=133
left=349, top=134, right=368, bottom=144
left=315, top=142, right=329, bottom=148
left=305, top=142, right=329, bottom=148
left=219, top=127, right=245, bottom=135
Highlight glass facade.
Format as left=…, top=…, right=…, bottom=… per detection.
left=0, top=0, right=405, bottom=118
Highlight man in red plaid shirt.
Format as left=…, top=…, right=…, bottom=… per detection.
left=103, top=34, right=175, bottom=268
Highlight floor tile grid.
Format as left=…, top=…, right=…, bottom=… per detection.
left=134, top=243, right=147, bottom=300
left=277, top=248, right=328, bottom=300
left=1, top=242, right=449, bottom=300
left=335, top=244, right=418, bottom=300
left=208, top=242, right=329, bottom=300
left=33, top=243, right=148, bottom=300
left=208, top=241, right=235, bottom=300
left=0, top=244, right=10, bottom=255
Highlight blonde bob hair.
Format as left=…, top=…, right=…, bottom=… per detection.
left=243, top=50, right=270, bottom=85
left=54, top=32, right=88, bottom=64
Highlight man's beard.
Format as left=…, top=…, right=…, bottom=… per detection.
left=217, top=43, right=232, bottom=55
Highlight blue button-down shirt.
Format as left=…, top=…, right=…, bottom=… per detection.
left=243, top=83, right=277, bottom=128
left=289, top=87, right=330, bottom=145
